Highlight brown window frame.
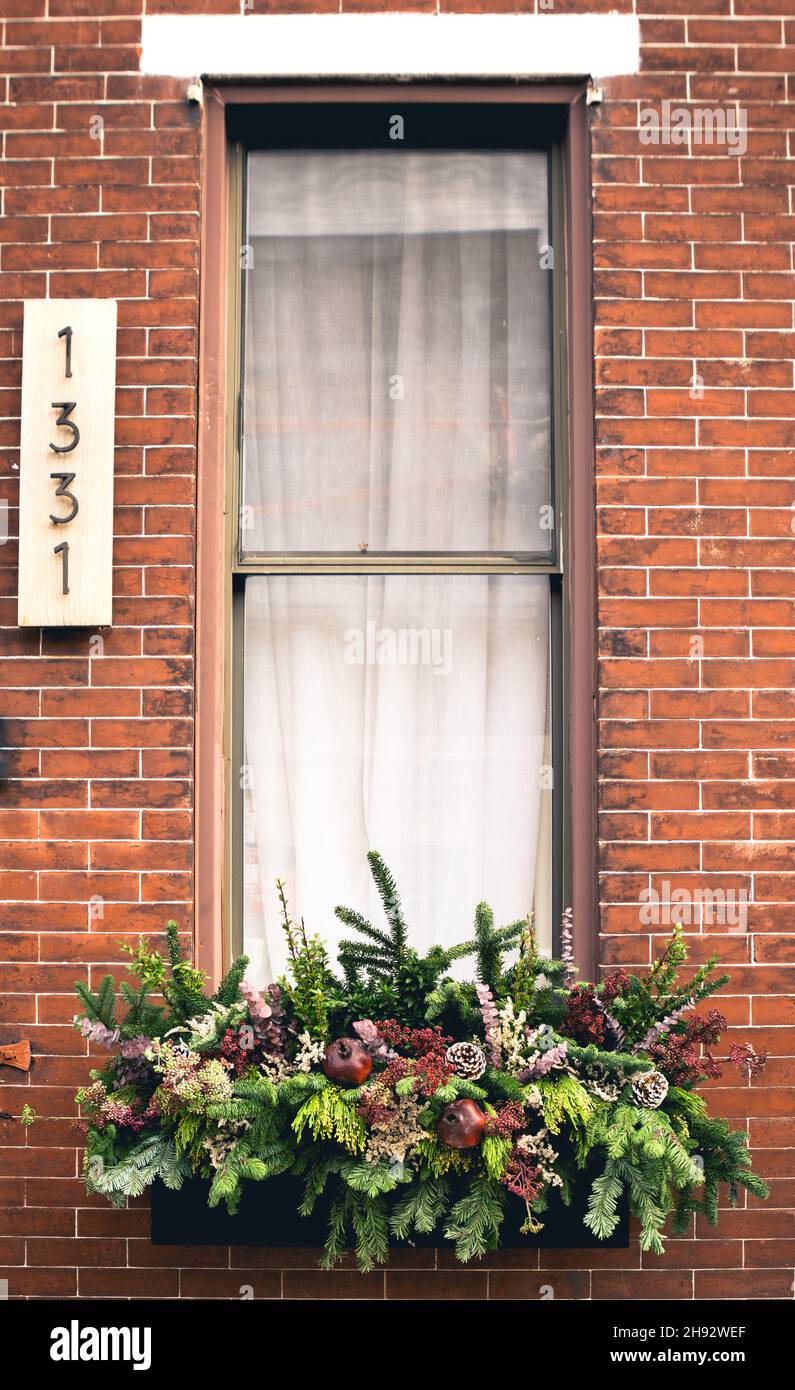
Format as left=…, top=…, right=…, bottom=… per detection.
left=196, top=82, right=596, bottom=983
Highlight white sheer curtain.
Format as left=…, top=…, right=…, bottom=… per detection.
left=240, top=149, right=554, bottom=982
left=243, top=151, right=551, bottom=556
left=243, top=575, right=550, bottom=985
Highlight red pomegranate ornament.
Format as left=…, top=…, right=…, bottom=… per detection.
left=436, top=1098, right=487, bottom=1149
left=322, top=1038, right=373, bottom=1087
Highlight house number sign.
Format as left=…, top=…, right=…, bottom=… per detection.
left=18, top=299, right=117, bottom=627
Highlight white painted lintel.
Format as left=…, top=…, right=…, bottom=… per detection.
left=140, top=13, right=641, bottom=82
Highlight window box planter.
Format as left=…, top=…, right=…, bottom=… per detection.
left=150, top=1165, right=630, bottom=1250
left=75, top=857, right=767, bottom=1271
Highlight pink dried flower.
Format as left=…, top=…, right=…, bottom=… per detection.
left=475, top=983, right=500, bottom=1066
left=240, top=979, right=273, bottom=1024
left=632, top=996, right=697, bottom=1055
left=559, top=907, right=576, bottom=985
left=519, top=1040, right=569, bottom=1080
left=352, top=1020, right=391, bottom=1060
left=240, top=979, right=286, bottom=1055
left=77, top=1018, right=120, bottom=1049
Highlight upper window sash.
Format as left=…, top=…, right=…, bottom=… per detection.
left=233, top=106, right=564, bottom=573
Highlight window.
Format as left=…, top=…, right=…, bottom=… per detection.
left=223, top=101, right=576, bottom=985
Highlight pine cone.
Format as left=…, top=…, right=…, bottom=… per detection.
left=631, top=1068, right=669, bottom=1109
left=446, top=1041, right=487, bottom=1081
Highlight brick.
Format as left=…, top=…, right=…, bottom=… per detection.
left=90, top=840, right=190, bottom=870
left=39, top=810, right=140, bottom=839
left=0, top=1269, right=77, bottom=1296
left=282, top=1270, right=385, bottom=1299
left=91, top=718, right=191, bottom=747
left=0, top=659, right=87, bottom=687
left=387, top=1270, right=489, bottom=1299
left=592, top=1270, right=693, bottom=1299
left=90, top=657, right=192, bottom=687
left=78, top=1269, right=180, bottom=1297
left=90, top=779, right=190, bottom=808
left=180, top=1269, right=281, bottom=1298
left=696, top=1269, right=795, bottom=1298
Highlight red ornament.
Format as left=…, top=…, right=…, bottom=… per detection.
left=436, top=1099, right=487, bottom=1149
left=322, top=1038, right=373, bottom=1087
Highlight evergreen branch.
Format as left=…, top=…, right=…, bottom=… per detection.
left=473, top=902, right=501, bottom=993
left=340, top=1157, right=401, bottom=1199
left=337, top=944, right=393, bottom=973
left=584, top=1160, right=624, bottom=1240
left=390, top=1176, right=449, bottom=1238
left=334, top=909, right=393, bottom=953
left=300, top=1155, right=341, bottom=1217
left=350, top=1191, right=390, bottom=1272
left=212, top=955, right=250, bottom=1008
left=445, top=1178, right=506, bottom=1261
left=85, top=1134, right=188, bottom=1206
left=75, top=975, right=118, bottom=1031
left=292, top=1087, right=366, bottom=1154
left=566, top=1040, right=652, bottom=1076
left=321, top=1191, right=352, bottom=1269
left=366, top=851, right=408, bottom=961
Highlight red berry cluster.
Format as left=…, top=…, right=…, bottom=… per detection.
left=602, top=969, right=631, bottom=1004
left=373, top=1021, right=455, bottom=1097
left=356, top=1088, right=394, bottom=1127
left=376, top=1020, right=452, bottom=1057
left=561, top=986, right=608, bottom=1046
left=486, top=1101, right=526, bottom=1138
left=648, top=1009, right=727, bottom=1087
left=561, top=970, right=630, bottom=1047
left=220, top=1027, right=251, bottom=1076
left=381, top=1051, right=453, bottom=1098
left=729, top=1042, right=767, bottom=1079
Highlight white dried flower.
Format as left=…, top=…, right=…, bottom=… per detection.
left=516, top=1128, right=563, bottom=1189
left=293, top=1031, right=326, bottom=1073
left=364, top=1090, right=425, bottom=1167
left=203, top=1118, right=250, bottom=1169
left=494, top=999, right=532, bottom=1075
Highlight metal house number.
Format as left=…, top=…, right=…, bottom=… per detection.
left=49, top=332, right=79, bottom=592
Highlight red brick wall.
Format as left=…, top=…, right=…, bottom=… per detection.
left=1, top=0, right=793, bottom=1301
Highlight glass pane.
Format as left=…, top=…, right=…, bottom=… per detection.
left=242, top=574, right=552, bottom=984
left=242, top=151, right=552, bottom=556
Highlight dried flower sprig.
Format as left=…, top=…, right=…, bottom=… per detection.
left=559, top=907, right=576, bottom=985
left=729, top=1042, right=767, bottom=1080
left=474, top=983, right=500, bottom=1066
left=631, top=995, right=697, bottom=1055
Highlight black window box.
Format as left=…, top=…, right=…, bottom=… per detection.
left=150, top=1165, right=629, bottom=1250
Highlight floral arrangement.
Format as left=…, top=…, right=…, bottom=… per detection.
left=73, top=853, right=768, bottom=1271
